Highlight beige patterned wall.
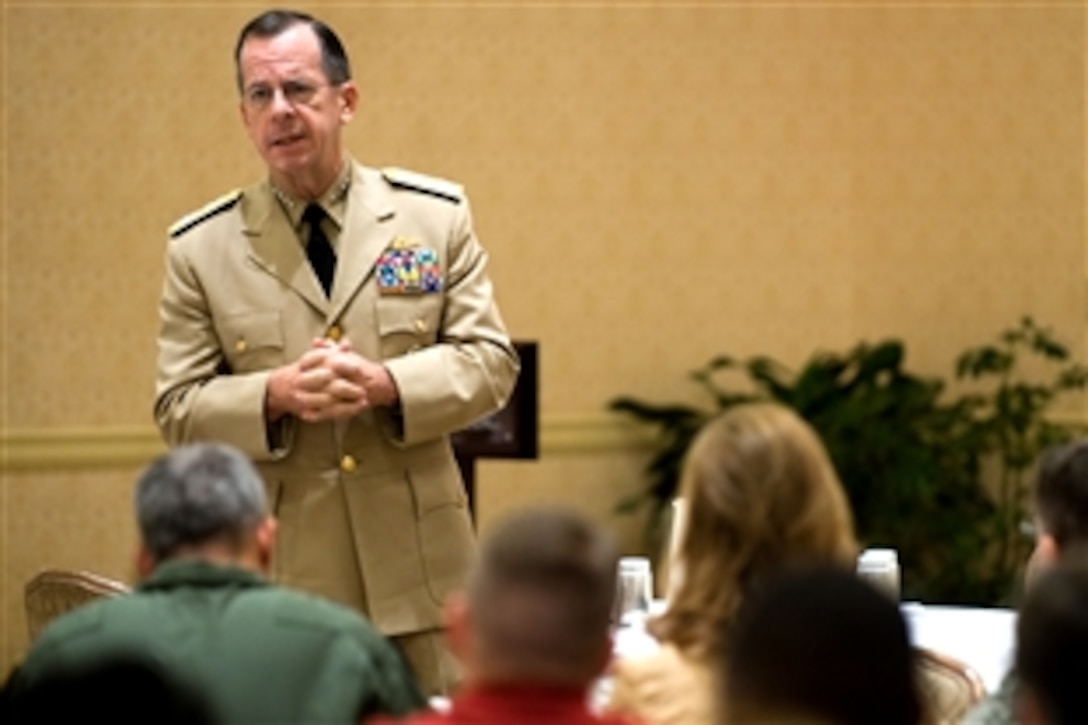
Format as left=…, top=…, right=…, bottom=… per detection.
left=3, top=469, right=141, bottom=670
left=2, top=1, right=1085, bottom=673
left=1, top=1, right=8, bottom=680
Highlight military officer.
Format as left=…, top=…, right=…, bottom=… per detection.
left=153, top=8, right=519, bottom=696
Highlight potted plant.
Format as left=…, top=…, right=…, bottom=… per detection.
left=610, top=318, right=1088, bottom=604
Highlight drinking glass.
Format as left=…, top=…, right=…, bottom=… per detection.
left=857, top=548, right=901, bottom=600
left=614, top=556, right=654, bottom=627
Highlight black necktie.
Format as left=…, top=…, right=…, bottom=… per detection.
left=303, top=204, right=335, bottom=295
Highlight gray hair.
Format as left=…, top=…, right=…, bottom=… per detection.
left=135, top=443, right=268, bottom=561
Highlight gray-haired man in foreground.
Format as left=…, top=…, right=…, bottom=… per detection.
left=5, top=443, right=425, bottom=723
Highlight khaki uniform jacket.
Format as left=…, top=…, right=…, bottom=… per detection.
left=153, top=161, right=519, bottom=635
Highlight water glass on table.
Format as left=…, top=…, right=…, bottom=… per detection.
left=614, top=556, right=654, bottom=628
left=857, top=548, right=901, bottom=600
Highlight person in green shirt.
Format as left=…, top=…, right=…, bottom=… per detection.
left=4, top=442, right=426, bottom=723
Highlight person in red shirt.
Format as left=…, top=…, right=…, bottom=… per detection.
left=369, top=506, right=640, bottom=725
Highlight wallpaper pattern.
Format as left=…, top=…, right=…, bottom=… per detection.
left=2, top=0, right=1085, bottom=671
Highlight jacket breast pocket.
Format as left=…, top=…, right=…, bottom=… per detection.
left=216, top=310, right=285, bottom=373
left=376, top=296, right=442, bottom=359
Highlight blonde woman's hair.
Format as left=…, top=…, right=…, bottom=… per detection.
left=650, top=403, right=858, bottom=660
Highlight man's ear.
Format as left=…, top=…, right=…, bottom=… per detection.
left=1027, top=532, right=1061, bottom=587
left=338, top=82, right=358, bottom=124
left=255, top=516, right=278, bottom=572
left=443, top=591, right=471, bottom=663
left=136, top=545, right=157, bottom=578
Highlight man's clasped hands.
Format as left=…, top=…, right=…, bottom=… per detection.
left=266, top=337, right=398, bottom=423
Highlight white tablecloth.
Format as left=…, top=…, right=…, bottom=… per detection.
left=901, top=602, right=1016, bottom=692
left=614, top=601, right=1016, bottom=694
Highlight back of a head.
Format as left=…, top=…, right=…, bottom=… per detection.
left=1034, top=439, right=1088, bottom=548
left=4, top=656, right=215, bottom=724
left=723, top=565, right=922, bottom=725
left=1016, top=560, right=1088, bottom=725
left=135, top=443, right=268, bottom=562
left=468, top=506, right=619, bottom=685
left=655, top=403, right=858, bottom=655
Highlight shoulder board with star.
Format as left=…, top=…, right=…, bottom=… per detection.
left=381, top=167, right=463, bottom=204
left=168, top=189, right=243, bottom=238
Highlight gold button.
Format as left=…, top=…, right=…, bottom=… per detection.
left=326, top=325, right=342, bottom=342
left=340, top=455, right=357, bottom=472
left=235, top=339, right=247, bottom=353
left=414, top=318, right=426, bottom=334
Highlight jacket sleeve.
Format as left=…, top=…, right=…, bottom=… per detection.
left=153, top=237, right=291, bottom=460
left=382, top=197, right=520, bottom=446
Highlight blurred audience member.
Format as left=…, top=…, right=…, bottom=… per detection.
left=1014, top=558, right=1088, bottom=725
left=4, top=443, right=424, bottom=723
left=723, top=564, right=923, bottom=725
left=965, top=439, right=1088, bottom=725
left=604, top=403, right=858, bottom=725
left=3, top=656, right=214, bottom=724
left=370, top=506, right=640, bottom=724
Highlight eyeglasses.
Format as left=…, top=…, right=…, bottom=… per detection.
left=242, top=79, right=330, bottom=111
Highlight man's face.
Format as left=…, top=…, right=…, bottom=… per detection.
left=238, top=23, right=356, bottom=192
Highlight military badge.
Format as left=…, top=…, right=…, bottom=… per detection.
left=377, top=240, right=443, bottom=294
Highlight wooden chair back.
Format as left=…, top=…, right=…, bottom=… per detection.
left=25, top=569, right=130, bottom=641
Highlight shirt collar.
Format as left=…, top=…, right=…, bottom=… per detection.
left=271, top=157, right=353, bottom=231
left=137, top=559, right=270, bottom=593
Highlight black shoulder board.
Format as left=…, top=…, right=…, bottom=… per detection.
left=381, top=167, right=463, bottom=204
left=169, top=189, right=242, bottom=238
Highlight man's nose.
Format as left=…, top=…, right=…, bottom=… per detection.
left=269, top=87, right=296, bottom=115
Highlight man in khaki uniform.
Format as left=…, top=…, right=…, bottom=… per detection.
left=153, top=9, right=519, bottom=695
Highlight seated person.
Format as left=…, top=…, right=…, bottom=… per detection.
left=1013, top=556, right=1088, bottom=725
left=965, top=439, right=1088, bottom=724
left=722, top=564, right=924, bottom=725
left=4, top=443, right=425, bottom=723
left=3, top=656, right=215, bottom=723
left=370, top=506, right=641, bottom=724
left=604, top=403, right=859, bottom=725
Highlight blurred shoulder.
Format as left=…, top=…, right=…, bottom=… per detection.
left=168, top=189, right=243, bottom=239
left=613, top=642, right=692, bottom=681
left=607, top=644, right=713, bottom=725
left=18, top=595, right=142, bottom=677
left=258, top=586, right=381, bottom=638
